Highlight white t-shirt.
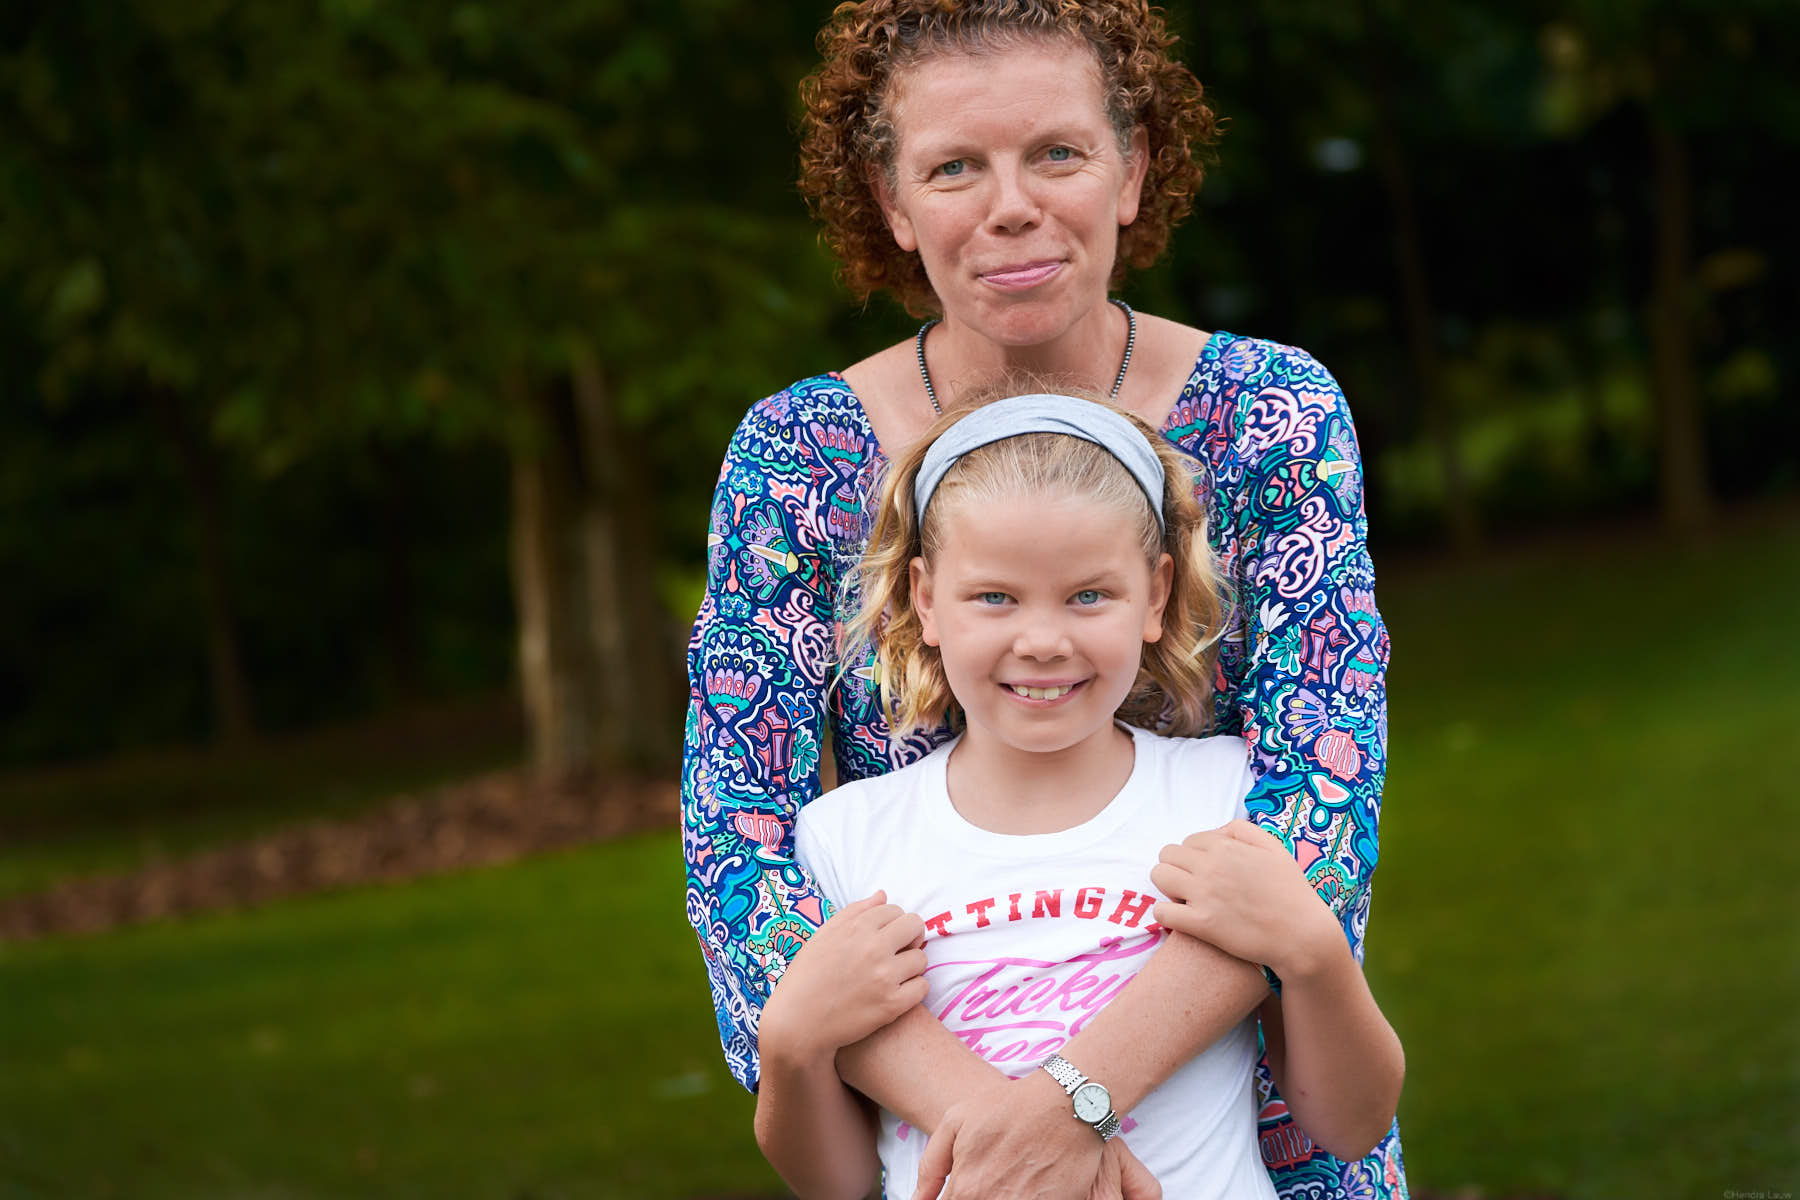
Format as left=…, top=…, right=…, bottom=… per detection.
left=794, top=724, right=1279, bottom=1200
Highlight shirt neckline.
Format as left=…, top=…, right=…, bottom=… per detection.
left=920, top=724, right=1159, bottom=859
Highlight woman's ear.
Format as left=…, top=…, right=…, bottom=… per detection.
left=1117, top=125, right=1150, bottom=228
left=1142, top=552, right=1174, bottom=643
left=910, top=556, right=940, bottom=645
left=871, top=168, right=919, bottom=252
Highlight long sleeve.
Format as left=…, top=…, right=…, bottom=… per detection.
left=1211, top=338, right=1389, bottom=962
left=1192, top=336, right=1406, bottom=1197
left=683, top=383, right=849, bottom=1092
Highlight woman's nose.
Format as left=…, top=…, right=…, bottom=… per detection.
left=985, top=161, right=1041, bottom=234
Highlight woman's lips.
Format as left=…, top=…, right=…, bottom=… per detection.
left=980, top=261, right=1063, bottom=290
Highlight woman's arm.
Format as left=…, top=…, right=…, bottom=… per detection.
left=1216, top=342, right=1402, bottom=1172
left=1221, top=343, right=1390, bottom=958
left=1151, top=820, right=1402, bottom=1160
left=836, top=930, right=1266, bottom=1200
left=683, top=386, right=847, bottom=1091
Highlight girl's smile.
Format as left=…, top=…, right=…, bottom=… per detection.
left=910, top=488, right=1172, bottom=828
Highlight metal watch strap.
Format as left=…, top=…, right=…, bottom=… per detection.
left=1041, top=1053, right=1087, bottom=1095
left=1039, top=1054, right=1120, bottom=1142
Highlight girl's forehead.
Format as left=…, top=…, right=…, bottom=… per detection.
left=929, top=488, right=1149, bottom=557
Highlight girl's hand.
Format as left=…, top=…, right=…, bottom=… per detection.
left=760, top=892, right=928, bottom=1067
left=909, top=1073, right=1160, bottom=1200
left=1149, top=820, right=1343, bottom=982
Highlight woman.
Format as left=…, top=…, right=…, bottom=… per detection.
left=683, top=2, right=1405, bottom=1197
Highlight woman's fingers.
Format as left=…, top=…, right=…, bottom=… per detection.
left=910, top=1118, right=957, bottom=1200
left=1116, top=1139, right=1162, bottom=1200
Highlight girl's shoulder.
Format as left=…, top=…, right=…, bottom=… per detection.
left=797, top=747, right=944, bottom=835
left=1131, top=725, right=1254, bottom=773
left=1126, top=726, right=1257, bottom=823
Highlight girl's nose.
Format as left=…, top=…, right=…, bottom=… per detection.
left=1012, top=616, right=1071, bottom=660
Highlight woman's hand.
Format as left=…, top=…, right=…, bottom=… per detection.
left=760, top=892, right=928, bottom=1066
left=1149, top=820, right=1342, bottom=982
left=1090, top=1138, right=1160, bottom=1200
left=908, top=1072, right=1160, bottom=1200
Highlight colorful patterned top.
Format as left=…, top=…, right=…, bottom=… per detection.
left=683, top=331, right=1407, bottom=1199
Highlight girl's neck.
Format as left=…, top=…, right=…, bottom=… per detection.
left=944, top=722, right=1136, bottom=836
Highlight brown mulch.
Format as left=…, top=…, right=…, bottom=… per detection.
left=0, top=768, right=677, bottom=942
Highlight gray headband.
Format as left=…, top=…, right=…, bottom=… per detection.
left=912, top=393, right=1167, bottom=530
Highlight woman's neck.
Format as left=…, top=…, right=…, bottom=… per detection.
left=933, top=302, right=1126, bottom=399
left=944, top=722, right=1136, bottom=836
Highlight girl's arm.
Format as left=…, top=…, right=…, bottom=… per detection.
left=1151, top=820, right=1403, bottom=1160
left=754, top=893, right=927, bottom=1199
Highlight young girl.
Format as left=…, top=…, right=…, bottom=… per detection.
left=753, top=392, right=1403, bottom=1200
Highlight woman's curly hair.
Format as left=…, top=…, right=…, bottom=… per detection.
left=798, top=0, right=1219, bottom=317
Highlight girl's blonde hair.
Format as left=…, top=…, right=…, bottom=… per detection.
left=841, top=381, right=1227, bottom=737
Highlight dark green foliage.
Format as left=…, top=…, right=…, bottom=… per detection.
left=1, top=0, right=1796, bottom=763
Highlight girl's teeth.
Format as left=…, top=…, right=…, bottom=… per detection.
left=1011, top=684, right=1073, bottom=700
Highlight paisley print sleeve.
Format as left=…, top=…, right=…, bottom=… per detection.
left=1224, top=340, right=1389, bottom=962
left=683, top=383, right=843, bottom=1092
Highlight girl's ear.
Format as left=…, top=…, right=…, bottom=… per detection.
left=910, top=556, right=940, bottom=646
left=1142, top=552, right=1174, bottom=643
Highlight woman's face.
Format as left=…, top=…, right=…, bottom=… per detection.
left=878, top=38, right=1148, bottom=348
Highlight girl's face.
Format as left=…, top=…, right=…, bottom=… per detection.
left=877, top=38, right=1148, bottom=349
left=910, top=490, right=1172, bottom=762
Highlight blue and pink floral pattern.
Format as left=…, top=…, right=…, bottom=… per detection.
left=683, top=332, right=1405, bottom=1198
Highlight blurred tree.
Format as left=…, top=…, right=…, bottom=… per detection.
left=1534, top=0, right=1794, bottom=537
left=1, top=0, right=840, bottom=774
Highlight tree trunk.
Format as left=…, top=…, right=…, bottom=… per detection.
left=570, top=343, right=679, bottom=770
left=507, top=352, right=680, bottom=784
left=509, top=372, right=597, bottom=787
left=1361, top=0, right=1481, bottom=554
left=372, top=445, right=422, bottom=702
left=1646, top=109, right=1712, bottom=538
left=145, top=387, right=256, bottom=743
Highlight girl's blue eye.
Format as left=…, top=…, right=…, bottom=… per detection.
left=1075, top=589, right=1103, bottom=605
left=979, top=592, right=1008, bottom=605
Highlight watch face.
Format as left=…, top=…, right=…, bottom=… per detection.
left=1072, top=1082, right=1111, bottom=1123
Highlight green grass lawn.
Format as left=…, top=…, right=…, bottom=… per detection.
left=3, top=518, right=1797, bottom=1198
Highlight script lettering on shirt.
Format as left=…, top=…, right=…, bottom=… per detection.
left=928, top=932, right=1161, bottom=1065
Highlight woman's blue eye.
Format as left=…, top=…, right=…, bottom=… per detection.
left=938, top=159, right=966, bottom=177
left=1046, top=146, right=1073, bottom=162
left=1075, top=589, right=1103, bottom=605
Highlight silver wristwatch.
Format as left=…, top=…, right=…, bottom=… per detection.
left=1039, top=1053, right=1121, bottom=1141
